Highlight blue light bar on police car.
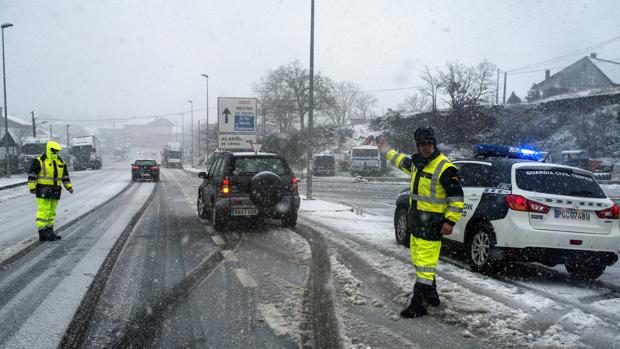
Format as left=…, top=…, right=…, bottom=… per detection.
left=473, top=144, right=543, bottom=161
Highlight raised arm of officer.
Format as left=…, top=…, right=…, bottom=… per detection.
left=438, top=166, right=465, bottom=235
left=378, top=137, right=414, bottom=176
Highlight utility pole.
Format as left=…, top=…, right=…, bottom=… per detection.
left=197, top=119, right=201, bottom=160
left=49, top=124, right=52, bottom=139
left=66, top=124, right=70, bottom=147
left=495, top=69, right=500, bottom=105
left=2, top=23, right=14, bottom=178
left=31, top=111, right=36, bottom=137
left=502, top=72, right=508, bottom=104
left=306, top=0, right=315, bottom=199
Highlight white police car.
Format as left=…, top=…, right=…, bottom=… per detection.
left=394, top=144, right=620, bottom=280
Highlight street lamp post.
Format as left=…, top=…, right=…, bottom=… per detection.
left=197, top=119, right=201, bottom=159
left=187, top=100, right=193, bottom=168
left=178, top=113, right=185, bottom=164
left=201, top=74, right=209, bottom=161
left=2, top=22, right=14, bottom=178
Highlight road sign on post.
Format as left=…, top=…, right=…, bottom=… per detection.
left=217, top=97, right=257, bottom=151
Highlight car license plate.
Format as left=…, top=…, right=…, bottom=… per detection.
left=554, top=208, right=590, bottom=221
left=232, top=208, right=258, bottom=216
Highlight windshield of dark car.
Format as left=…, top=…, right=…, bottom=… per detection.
left=231, top=157, right=288, bottom=175
left=135, top=160, right=156, bottom=166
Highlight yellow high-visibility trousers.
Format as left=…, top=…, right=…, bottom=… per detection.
left=410, top=236, right=441, bottom=286
left=36, top=198, right=59, bottom=230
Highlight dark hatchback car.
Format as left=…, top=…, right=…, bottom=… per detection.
left=131, top=159, right=160, bottom=182
left=197, top=151, right=300, bottom=229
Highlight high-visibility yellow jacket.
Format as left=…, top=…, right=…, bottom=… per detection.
left=387, top=148, right=464, bottom=240
left=28, top=154, right=72, bottom=199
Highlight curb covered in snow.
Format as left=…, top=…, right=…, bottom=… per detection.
left=0, top=180, right=27, bottom=191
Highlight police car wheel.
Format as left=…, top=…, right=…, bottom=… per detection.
left=394, top=206, right=410, bottom=246
left=565, top=261, right=606, bottom=280
left=468, top=224, right=497, bottom=271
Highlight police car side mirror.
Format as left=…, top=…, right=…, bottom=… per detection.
left=198, top=171, right=208, bottom=179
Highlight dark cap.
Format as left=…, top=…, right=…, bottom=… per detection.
left=414, top=127, right=437, bottom=145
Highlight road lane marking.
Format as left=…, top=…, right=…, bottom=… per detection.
left=222, top=250, right=239, bottom=262
left=258, top=303, right=289, bottom=337
left=234, top=268, right=258, bottom=288
left=211, top=235, right=225, bottom=246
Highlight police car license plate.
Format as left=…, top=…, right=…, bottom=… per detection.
left=232, top=208, right=258, bottom=216
left=554, top=208, right=590, bottom=221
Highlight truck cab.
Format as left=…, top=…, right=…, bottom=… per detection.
left=350, top=145, right=386, bottom=177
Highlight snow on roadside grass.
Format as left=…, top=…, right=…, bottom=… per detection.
left=298, top=196, right=598, bottom=347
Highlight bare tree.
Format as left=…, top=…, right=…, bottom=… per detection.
left=353, top=92, right=378, bottom=119
left=419, top=65, right=439, bottom=112
left=438, top=60, right=497, bottom=111
left=324, top=81, right=361, bottom=126
left=280, top=59, right=333, bottom=129
left=254, top=68, right=298, bottom=134
left=397, top=93, right=428, bottom=114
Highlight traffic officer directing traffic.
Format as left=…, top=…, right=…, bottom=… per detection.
left=28, top=141, right=73, bottom=241
left=378, top=127, right=464, bottom=318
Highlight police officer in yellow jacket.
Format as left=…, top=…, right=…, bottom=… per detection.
left=28, top=141, right=73, bottom=241
left=379, top=127, right=464, bottom=318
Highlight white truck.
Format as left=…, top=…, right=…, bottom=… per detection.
left=19, top=137, right=49, bottom=173
left=71, top=136, right=102, bottom=171
left=161, top=142, right=183, bottom=168
left=350, top=145, right=387, bottom=177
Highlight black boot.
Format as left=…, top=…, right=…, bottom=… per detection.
left=400, top=282, right=429, bottom=318
left=426, top=277, right=441, bottom=307
left=41, top=228, right=55, bottom=241
left=48, top=227, right=62, bottom=240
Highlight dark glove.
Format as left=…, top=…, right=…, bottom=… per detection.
left=30, top=189, right=36, bottom=195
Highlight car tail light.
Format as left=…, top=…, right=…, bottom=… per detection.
left=219, top=177, right=230, bottom=197
left=527, top=200, right=550, bottom=214
left=596, top=204, right=619, bottom=219
left=150, top=166, right=159, bottom=171
left=291, top=176, right=298, bottom=192
left=505, top=194, right=528, bottom=211
left=131, top=165, right=140, bottom=170
left=505, top=195, right=550, bottom=213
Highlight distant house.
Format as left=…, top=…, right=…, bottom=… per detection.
left=506, top=91, right=522, bottom=104
left=530, top=53, right=620, bottom=100
left=124, top=118, right=175, bottom=148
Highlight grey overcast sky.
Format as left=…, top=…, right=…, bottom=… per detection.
left=2, top=0, right=620, bottom=126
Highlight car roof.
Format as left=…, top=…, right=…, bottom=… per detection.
left=454, top=157, right=594, bottom=176
left=220, top=151, right=281, bottom=157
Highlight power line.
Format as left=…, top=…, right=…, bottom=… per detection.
left=507, top=32, right=620, bottom=73
left=361, top=85, right=423, bottom=93
left=40, top=106, right=216, bottom=123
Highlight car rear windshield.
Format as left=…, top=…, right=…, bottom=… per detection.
left=515, top=168, right=607, bottom=198
left=231, top=156, right=288, bottom=175
left=135, top=160, right=156, bottom=166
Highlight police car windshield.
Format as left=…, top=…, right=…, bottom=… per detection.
left=515, top=168, right=607, bottom=198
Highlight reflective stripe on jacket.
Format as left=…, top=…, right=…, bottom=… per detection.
left=386, top=149, right=464, bottom=238
left=28, top=155, right=72, bottom=192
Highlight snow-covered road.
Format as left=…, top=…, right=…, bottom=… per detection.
left=0, top=164, right=130, bottom=263
left=0, top=182, right=155, bottom=348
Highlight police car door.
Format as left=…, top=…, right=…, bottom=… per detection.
left=450, top=162, right=491, bottom=243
